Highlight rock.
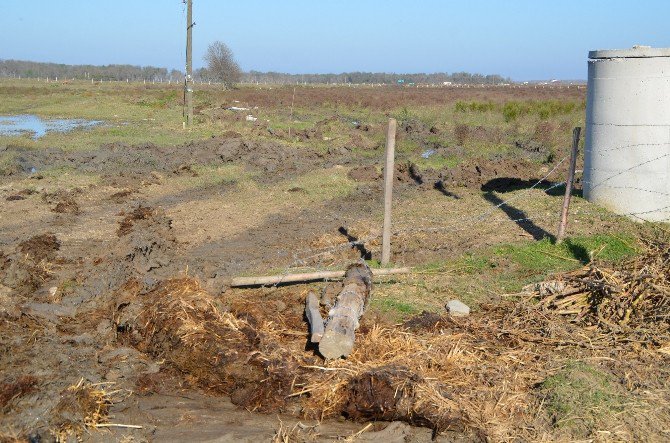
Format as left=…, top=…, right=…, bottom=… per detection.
left=0, top=284, right=20, bottom=319
left=21, top=302, right=76, bottom=323
left=445, top=300, right=470, bottom=317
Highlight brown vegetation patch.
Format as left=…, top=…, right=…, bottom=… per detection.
left=49, top=379, right=115, bottom=441
left=117, top=205, right=157, bottom=237
left=0, top=376, right=37, bottom=410
left=18, top=233, right=60, bottom=261
left=52, top=196, right=80, bottom=215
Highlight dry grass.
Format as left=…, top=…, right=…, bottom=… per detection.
left=100, top=235, right=670, bottom=441
left=49, top=378, right=126, bottom=442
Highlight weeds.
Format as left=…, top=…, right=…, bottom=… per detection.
left=539, top=361, right=622, bottom=437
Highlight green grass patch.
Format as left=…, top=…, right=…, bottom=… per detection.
left=540, top=361, right=623, bottom=437
left=495, top=234, right=637, bottom=272
left=370, top=296, right=421, bottom=319
left=285, top=168, right=356, bottom=201
left=413, top=154, right=460, bottom=170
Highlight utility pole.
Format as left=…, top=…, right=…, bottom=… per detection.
left=184, top=0, right=194, bottom=127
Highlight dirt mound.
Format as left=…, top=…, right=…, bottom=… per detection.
left=49, top=379, right=118, bottom=442
left=1, top=233, right=60, bottom=296
left=117, top=205, right=156, bottom=237
left=407, top=158, right=557, bottom=193
left=52, top=196, right=80, bottom=214
left=1, top=136, right=326, bottom=183
left=108, top=189, right=134, bottom=203
left=402, top=311, right=446, bottom=331
left=115, top=206, right=178, bottom=277
left=348, top=165, right=381, bottom=182
left=18, top=233, right=60, bottom=261
left=0, top=375, right=37, bottom=410
left=342, top=365, right=463, bottom=433
left=398, top=119, right=437, bottom=142
left=129, top=279, right=303, bottom=412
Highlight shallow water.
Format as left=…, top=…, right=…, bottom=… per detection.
left=0, top=114, right=101, bottom=139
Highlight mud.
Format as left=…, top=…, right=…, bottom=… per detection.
left=348, top=165, right=381, bottom=182
left=409, top=157, right=562, bottom=193
left=0, top=135, right=346, bottom=185
left=0, top=88, right=601, bottom=441
left=343, top=365, right=463, bottom=433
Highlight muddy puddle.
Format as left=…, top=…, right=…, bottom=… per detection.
left=0, top=114, right=101, bottom=139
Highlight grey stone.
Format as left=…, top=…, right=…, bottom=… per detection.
left=446, top=299, right=470, bottom=317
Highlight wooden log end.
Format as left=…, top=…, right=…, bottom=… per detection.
left=318, top=330, right=354, bottom=360
left=306, top=292, right=325, bottom=343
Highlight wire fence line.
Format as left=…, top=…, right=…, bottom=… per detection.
left=254, top=160, right=573, bottom=285
left=235, top=135, right=669, bottom=285
left=590, top=141, right=670, bottom=155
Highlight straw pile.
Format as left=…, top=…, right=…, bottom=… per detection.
left=135, top=279, right=306, bottom=412
left=50, top=379, right=117, bottom=442
left=128, top=239, right=670, bottom=439
left=132, top=280, right=557, bottom=439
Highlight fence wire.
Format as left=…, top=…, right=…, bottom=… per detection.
left=240, top=137, right=669, bottom=286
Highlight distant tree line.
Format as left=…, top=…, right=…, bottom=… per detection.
left=240, top=71, right=511, bottom=85
left=0, top=59, right=183, bottom=82
left=0, top=59, right=510, bottom=85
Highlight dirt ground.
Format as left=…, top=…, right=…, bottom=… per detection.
left=2, top=83, right=669, bottom=442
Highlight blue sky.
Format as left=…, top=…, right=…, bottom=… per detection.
left=1, top=1, right=668, bottom=80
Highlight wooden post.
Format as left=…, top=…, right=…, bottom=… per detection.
left=288, top=86, right=296, bottom=139
left=305, top=292, right=325, bottom=343
left=381, top=118, right=397, bottom=266
left=184, top=0, right=194, bottom=127
left=557, top=127, right=581, bottom=243
left=318, top=264, right=372, bottom=359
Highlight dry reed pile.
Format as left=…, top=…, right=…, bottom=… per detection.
left=532, top=237, right=670, bottom=341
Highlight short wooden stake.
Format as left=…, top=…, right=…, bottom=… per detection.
left=305, top=291, right=325, bottom=343
left=381, top=118, right=397, bottom=266
left=557, top=127, right=581, bottom=243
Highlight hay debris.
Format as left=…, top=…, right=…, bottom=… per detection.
left=126, top=238, right=670, bottom=441
left=50, top=378, right=125, bottom=442
left=530, top=237, right=670, bottom=338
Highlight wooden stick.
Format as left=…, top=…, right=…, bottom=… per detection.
left=93, top=423, right=143, bottom=429
left=230, top=267, right=411, bottom=287
left=557, top=127, right=581, bottom=243
left=305, top=291, right=325, bottom=343
left=381, top=118, right=397, bottom=266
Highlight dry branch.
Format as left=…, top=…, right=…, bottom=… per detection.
left=230, top=267, right=410, bottom=287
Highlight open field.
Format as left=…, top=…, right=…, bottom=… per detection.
left=1, top=79, right=669, bottom=442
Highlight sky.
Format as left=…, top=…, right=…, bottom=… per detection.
left=1, top=1, right=668, bottom=80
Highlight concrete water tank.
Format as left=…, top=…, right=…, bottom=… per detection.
left=583, top=46, right=670, bottom=222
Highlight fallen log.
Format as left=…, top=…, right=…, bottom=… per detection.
left=319, top=263, right=372, bottom=360
left=230, top=267, right=410, bottom=287
left=305, top=291, right=325, bottom=343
